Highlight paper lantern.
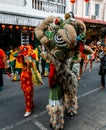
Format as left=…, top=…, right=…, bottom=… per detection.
left=84, top=0, right=89, bottom=2
left=16, top=25, right=19, bottom=30
left=9, top=25, right=13, bottom=30
left=1, top=25, right=5, bottom=30
left=22, top=26, right=27, bottom=30
left=70, top=0, right=76, bottom=4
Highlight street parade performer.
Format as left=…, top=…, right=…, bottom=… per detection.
left=16, top=43, right=43, bottom=117
left=35, top=12, right=94, bottom=130
left=12, top=43, right=43, bottom=85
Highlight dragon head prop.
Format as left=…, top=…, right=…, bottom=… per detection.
left=35, top=13, right=93, bottom=63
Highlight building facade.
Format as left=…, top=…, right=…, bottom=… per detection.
left=1, top=0, right=106, bottom=51
left=0, top=0, right=66, bottom=51
left=67, top=0, right=106, bottom=41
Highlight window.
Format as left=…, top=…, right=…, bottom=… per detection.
left=49, top=0, right=54, bottom=2
left=85, top=2, right=90, bottom=16
left=32, top=0, right=66, bottom=14
left=95, top=4, right=99, bottom=17
left=72, top=1, right=77, bottom=14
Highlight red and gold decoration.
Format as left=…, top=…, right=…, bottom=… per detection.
left=70, top=0, right=76, bottom=4
left=84, top=0, right=89, bottom=2
left=1, top=24, right=6, bottom=30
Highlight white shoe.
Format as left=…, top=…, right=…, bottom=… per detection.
left=24, top=112, right=31, bottom=117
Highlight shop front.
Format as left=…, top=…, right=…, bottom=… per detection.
left=0, top=13, right=43, bottom=51
left=76, top=17, right=106, bottom=43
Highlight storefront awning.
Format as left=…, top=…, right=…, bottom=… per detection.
left=75, top=17, right=106, bottom=25
left=0, top=13, right=43, bottom=26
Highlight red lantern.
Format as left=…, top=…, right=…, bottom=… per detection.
left=1, top=25, right=5, bottom=30
left=84, top=0, right=89, bottom=2
left=9, top=25, right=13, bottom=30
left=70, top=0, right=76, bottom=4
left=22, top=26, right=27, bottom=31
left=16, top=25, right=19, bottom=30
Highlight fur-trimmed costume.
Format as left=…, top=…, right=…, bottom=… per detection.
left=47, top=63, right=64, bottom=129
left=35, top=12, right=93, bottom=129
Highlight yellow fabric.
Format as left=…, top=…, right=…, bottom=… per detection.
left=15, top=59, right=23, bottom=68
left=31, top=61, right=43, bottom=86
left=9, top=50, right=16, bottom=62
left=28, top=49, right=38, bottom=61
left=13, top=74, right=17, bottom=80
left=35, top=48, right=39, bottom=61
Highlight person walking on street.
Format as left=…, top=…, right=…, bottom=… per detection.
left=20, top=60, right=34, bottom=117
left=0, top=48, right=7, bottom=91
left=99, top=45, right=106, bottom=89
left=78, top=53, right=86, bottom=80
left=84, top=41, right=95, bottom=72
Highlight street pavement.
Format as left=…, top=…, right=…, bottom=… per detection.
left=0, top=61, right=106, bottom=130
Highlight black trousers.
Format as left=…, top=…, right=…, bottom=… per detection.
left=41, top=59, right=46, bottom=75
left=0, top=68, right=3, bottom=88
left=101, top=69, right=106, bottom=86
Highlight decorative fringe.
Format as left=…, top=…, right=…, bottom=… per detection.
left=46, top=105, right=65, bottom=130
left=64, top=95, right=78, bottom=115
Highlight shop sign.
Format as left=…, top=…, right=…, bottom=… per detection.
left=0, top=13, right=43, bottom=26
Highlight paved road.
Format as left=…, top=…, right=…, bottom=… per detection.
left=0, top=61, right=106, bottom=130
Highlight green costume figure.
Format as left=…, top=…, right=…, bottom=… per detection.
left=46, top=63, right=64, bottom=130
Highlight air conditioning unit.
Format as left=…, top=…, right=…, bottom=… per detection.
left=91, top=15, right=96, bottom=20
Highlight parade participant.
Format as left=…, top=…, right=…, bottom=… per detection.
left=0, top=48, right=7, bottom=91
left=46, top=60, right=64, bottom=129
left=76, top=32, right=86, bottom=80
left=20, top=60, right=34, bottom=117
left=35, top=46, right=41, bottom=73
left=6, top=48, right=17, bottom=75
left=78, top=56, right=85, bottom=80
left=13, top=48, right=23, bottom=81
left=84, top=41, right=95, bottom=72
left=35, top=12, right=93, bottom=129
left=40, top=46, right=46, bottom=76
left=99, top=45, right=106, bottom=89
